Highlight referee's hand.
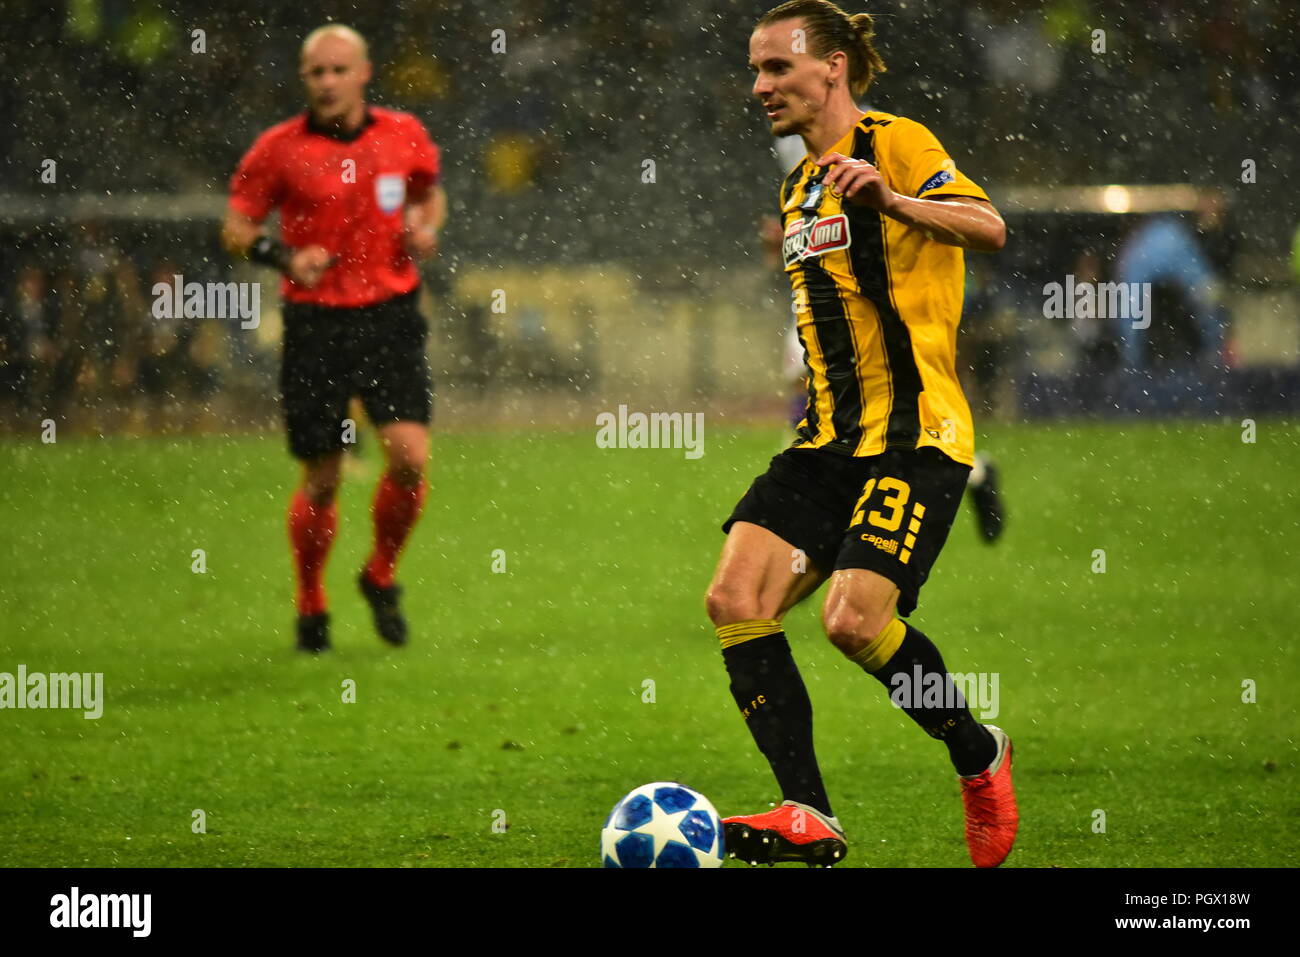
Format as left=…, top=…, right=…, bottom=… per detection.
left=404, top=225, right=438, bottom=260
left=403, top=207, right=439, bottom=261
left=288, top=246, right=335, bottom=288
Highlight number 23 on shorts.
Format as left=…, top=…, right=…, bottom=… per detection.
left=849, top=476, right=927, bottom=563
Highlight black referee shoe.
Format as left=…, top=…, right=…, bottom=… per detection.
left=358, top=570, right=408, bottom=646
left=296, top=612, right=331, bottom=653
left=968, top=462, right=1004, bottom=544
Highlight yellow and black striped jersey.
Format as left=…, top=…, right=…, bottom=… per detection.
left=780, top=110, right=989, bottom=466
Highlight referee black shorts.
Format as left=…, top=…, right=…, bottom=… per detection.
left=722, top=445, right=970, bottom=617
left=280, top=289, right=432, bottom=461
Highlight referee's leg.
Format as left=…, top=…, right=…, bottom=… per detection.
left=352, top=420, right=428, bottom=646
left=376, top=420, right=428, bottom=489
left=361, top=420, right=429, bottom=589
left=287, top=450, right=343, bottom=650
left=357, top=290, right=433, bottom=596
left=301, top=450, right=344, bottom=504
left=280, top=300, right=351, bottom=650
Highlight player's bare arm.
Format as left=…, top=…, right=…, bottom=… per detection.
left=817, top=152, right=1006, bottom=251
left=886, top=193, right=1005, bottom=252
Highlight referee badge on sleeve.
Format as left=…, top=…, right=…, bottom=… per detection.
left=376, top=173, right=406, bottom=213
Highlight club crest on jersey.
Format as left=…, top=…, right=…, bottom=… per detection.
left=800, top=181, right=825, bottom=212
left=783, top=213, right=851, bottom=266
left=376, top=173, right=406, bottom=213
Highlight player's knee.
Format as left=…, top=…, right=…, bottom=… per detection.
left=381, top=435, right=428, bottom=487
left=303, top=476, right=339, bottom=505
left=704, top=582, right=764, bottom=627
left=386, top=461, right=425, bottom=488
left=302, top=455, right=342, bottom=504
left=822, top=602, right=890, bottom=657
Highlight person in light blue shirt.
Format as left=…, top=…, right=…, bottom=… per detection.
left=1113, top=214, right=1224, bottom=370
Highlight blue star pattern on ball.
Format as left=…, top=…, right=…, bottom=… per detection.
left=612, top=793, right=654, bottom=831
left=600, top=782, right=726, bottom=868
left=652, top=785, right=697, bottom=814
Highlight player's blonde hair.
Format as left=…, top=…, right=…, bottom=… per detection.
left=756, top=0, right=887, bottom=99
left=300, top=24, right=370, bottom=63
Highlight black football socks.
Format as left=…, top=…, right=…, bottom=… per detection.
left=718, top=620, right=833, bottom=818
left=850, top=619, right=997, bottom=777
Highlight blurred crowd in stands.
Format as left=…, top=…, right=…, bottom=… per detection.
left=4, top=0, right=1295, bottom=256
left=2, top=0, right=1297, bottom=430
left=0, top=220, right=273, bottom=431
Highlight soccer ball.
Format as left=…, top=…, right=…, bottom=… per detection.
left=601, top=782, right=725, bottom=868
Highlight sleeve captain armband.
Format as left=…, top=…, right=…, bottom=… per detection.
left=249, top=235, right=293, bottom=272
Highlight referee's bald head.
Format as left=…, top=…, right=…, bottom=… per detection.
left=300, top=24, right=373, bottom=128
left=301, top=24, right=369, bottom=64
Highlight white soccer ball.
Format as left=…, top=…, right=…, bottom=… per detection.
left=601, top=782, right=725, bottom=868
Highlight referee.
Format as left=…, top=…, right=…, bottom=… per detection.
left=221, top=24, right=446, bottom=652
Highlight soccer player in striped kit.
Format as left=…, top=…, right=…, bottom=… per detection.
left=710, top=0, right=1018, bottom=867
left=769, top=132, right=1007, bottom=544
left=222, top=25, right=445, bottom=652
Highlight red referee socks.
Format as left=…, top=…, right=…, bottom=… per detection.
left=288, top=489, right=338, bottom=616
left=364, top=473, right=428, bottom=588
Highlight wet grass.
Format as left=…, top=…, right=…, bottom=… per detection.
left=1, top=420, right=1296, bottom=867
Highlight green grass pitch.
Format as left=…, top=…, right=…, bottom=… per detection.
left=1, top=421, right=1296, bottom=867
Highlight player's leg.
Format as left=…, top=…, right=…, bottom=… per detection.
left=302, top=449, right=344, bottom=504
left=708, top=448, right=865, bottom=865
left=281, top=305, right=350, bottom=652
left=955, top=314, right=1006, bottom=544
left=965, top=450, right=1004, bottom=543
left=365, top=420, right=429, bottom=584
left=356, top=291, right=433, bottom=645
left=823, top=568, right=995, bottom=774
left=706, top=521, right=847, bottom=865
left=706, top=520, right=825, bottom=625
left=706, top=518, right=830, bottom=817
left=289, top=451, right=343, bottom=651
left=355, top=421, right=429, bottom=648
left=706, top=521, right=828, bottom=805
left=825, top=448, right=1017, bottom=866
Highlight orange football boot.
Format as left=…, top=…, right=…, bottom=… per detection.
left=960, top=725, right=1019, bottom=867
left=723, top=800, right=848, bottom=868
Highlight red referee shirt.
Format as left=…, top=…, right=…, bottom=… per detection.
left=228, top=105, right=440, bottom=308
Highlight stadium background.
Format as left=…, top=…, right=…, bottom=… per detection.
left=3, top=0, right=1299, bottom=429
left=1, top=0, right=1297, bottom=872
